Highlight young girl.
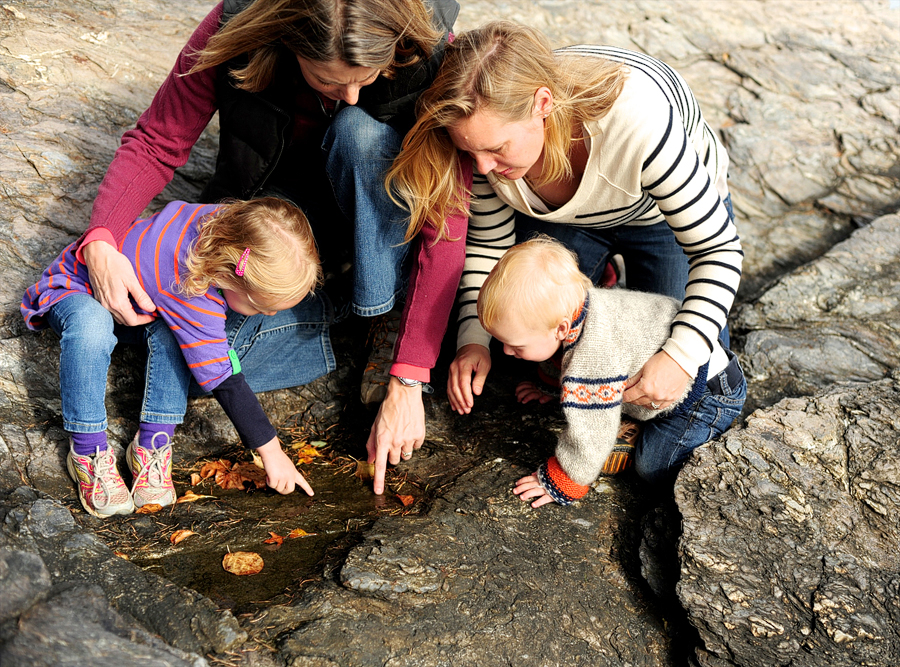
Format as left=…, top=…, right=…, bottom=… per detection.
left=21, top=198, right=323, bottom=517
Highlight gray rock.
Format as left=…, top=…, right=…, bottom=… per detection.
left=676, top=377, right=900, bottom=667
left=0, top=548, right=50, bottom=622
left=735, top=213, right=900, bottom=410
left=0, top=585, right=208, bottom=667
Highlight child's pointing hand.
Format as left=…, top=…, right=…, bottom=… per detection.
left=256, top=438, right=314, bottom=496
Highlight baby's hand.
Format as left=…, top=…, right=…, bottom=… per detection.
left=513, top=473, right=556, bottom=508
left=515, top=381, right=554, bottom=405
left=255, top=438, right=314, bottom=496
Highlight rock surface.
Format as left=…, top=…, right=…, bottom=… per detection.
left=676, top=376, right=900, bottom=667
left=0, top=1, right=899, bottom=666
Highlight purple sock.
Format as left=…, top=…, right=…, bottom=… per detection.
left=70, top=432, right=108, bottom=457
left=139, top=423, right=176, bottom=450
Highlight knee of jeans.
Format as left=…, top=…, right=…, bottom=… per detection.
left=56, top=298, right=116, bottom=348
left=324, top=106, right=400, bottom=162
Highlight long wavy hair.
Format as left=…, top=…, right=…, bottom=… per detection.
left=386, top=20, right=626, bottom=242
left=190, top=0, right=441, bottom=92
left=181, top=198, right=322, bottom=309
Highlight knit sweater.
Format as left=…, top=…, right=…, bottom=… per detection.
left=458, top=45, right=743, bottom=380
left=536, top=286, right=725, bottom=506
left=80, top=1, right=466, bottom=382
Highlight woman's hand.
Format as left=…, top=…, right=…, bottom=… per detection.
left=513, top=473, right=555, bottom=508
left=82, top=240, right=157, bottom=326
left=623, top=350, right=691, bottom=411
left=515, top=381, right=554, bottom=405
left=447, top=343, right=492, bottom=414
left=366, top=377, right=425, bottom=495
left=256, top=438, right=314, bottom=496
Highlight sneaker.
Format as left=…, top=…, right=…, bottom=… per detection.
left=599, top=416, right=641, bottom=476
left=127, top=432, right=176, bottom=508
left=66, top=443, right=135, bottom=518
left=360, top=307, right=401, bottom=406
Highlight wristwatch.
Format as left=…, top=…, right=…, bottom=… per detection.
left=395, top=376, right=435, bottom=394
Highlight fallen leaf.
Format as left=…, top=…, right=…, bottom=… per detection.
left=200, top=459, right=231, bottom=479
left=250, top=450, right=264, bottom=470
left=223, top=551, right=264, bottom=576
left=190, top=473, right=201, bottom=486
left=228, top=461, right=268, bottom=489
left=287, top=528, right=315, bottom=538
left=136, top=503, right=163, bottom=514
left=170, top=529, right=196, bottom=545
left=396, top=494, right=415, bottom=507
left=310, top=440, right=327, bottom=448
left=176, top=489, right=214, bottom=503
left=113, top=551, right=130, bottom=560
left=354, top=460, right=375, bottom=482
left=263, top=531, right=284, bottom=546
left=295, top=444, right=323, bottom=465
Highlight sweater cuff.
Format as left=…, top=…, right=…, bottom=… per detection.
left=390, top=363, right=430, bottom=383
left=75, top=228, right=118, bottom=264
left=536, top=456, right=590, bottom=506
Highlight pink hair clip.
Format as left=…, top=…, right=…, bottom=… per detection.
left=235, top=247, right=251, bottom=277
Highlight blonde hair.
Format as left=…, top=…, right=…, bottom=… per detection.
left=190, top=0, right=441, bottom=92
left=478, top=235, right=592, bottom=333
left=181, top=198, right=322, bottom=308
left=386, top=20, right=626, bottom=242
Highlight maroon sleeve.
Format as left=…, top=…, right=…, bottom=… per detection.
left=391, top=156, right=473, bottom=381
left=83, top=3, right=224, bottom=246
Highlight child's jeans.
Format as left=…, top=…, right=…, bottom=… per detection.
left=634, top=350, right=746, bottom=483
left=46, top=292, right=334, bottom=433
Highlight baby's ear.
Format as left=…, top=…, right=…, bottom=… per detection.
left=556, top=319, right=571, bottom=340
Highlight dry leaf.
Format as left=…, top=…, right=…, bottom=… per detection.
left=250, top=450, right=264, bottom=469
left=263, top=531, right=284, bottom=546
left=223, top=551, right=264, bottom=576
left=354, top=460, right=375, bottom=481
left=190, top=473, right=201, bottom=486
left=294, top=444, right=323, bottom=465
left=170, top=529, right=196, bottom=545
left=287, top=528, right=314, bottom=538
left=136, top=503, right=163, bottom=514
left=202, top=459, right=267, bottom=490
left=113, top=551, right=130, bottom=560
left=200, top=459, right=231, bottom=479
left=396, top=494, right=415, bottom=507
left=176, top=489, right=214, bottom=504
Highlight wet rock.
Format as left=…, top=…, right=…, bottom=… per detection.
left=676, top=377, right=900, bottom=667
left=735, top=213, right=900, bottom=410
left=0, top=585, right=208, bottom=667
left=277, top=459, right=674, bottom=666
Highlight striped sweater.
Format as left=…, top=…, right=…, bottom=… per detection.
left=458, top=45, right=743, bottom=378
left=23, top=201, right=238, bottom=392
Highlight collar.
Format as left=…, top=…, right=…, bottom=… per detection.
left=562, top=291, right=589, bottom=351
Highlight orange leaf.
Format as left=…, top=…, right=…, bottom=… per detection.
left=206, top=459, right=268, bottom=490
left=287, top=528, right=315, bottom=538
left=190, top=473, right=202, bottom=486
left=396, top=494, right=415, bottom=507
left=200, top=459, right=231, bottom=480
left=113, top=551, right=130, bottom=560
left=294, top=444, right=323, bottom=465
left=354, top=460, right=375, bottom=481
left=263, top=531, right=284, bottom=546
left=170, top=529, right=196, bottom=545
left=176, top=489, right=214, bottom=503
left=136, top=503, right=163, bottom=514
left=223, top=551, right=264, bottom=576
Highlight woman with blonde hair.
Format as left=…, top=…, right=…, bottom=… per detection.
left=70, top=0, right=470, bottom=494
left=387, top=21, right=743, bottom=437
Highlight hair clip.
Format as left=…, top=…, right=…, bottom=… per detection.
left=235, top=247, right=251, bottom=277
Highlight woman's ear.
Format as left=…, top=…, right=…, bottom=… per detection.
left=533, top=86, right=553, bottom=119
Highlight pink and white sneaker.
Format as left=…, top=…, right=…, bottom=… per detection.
left=127, top=432, right=176, bottom=508
left=66, top=443, right=135, bottom=517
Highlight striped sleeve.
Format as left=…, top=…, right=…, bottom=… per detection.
left=640, top=105, right=743, bottom=376
left=456, top=171, right=517, bottom=349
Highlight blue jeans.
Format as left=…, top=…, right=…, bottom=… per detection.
left=515, top=194, right=735, bottom=345
left=323, top=106, right=411, bottom=317
left=46, top=292, right=334, bottom=429
left=634, top=351, right=747, bottom=483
